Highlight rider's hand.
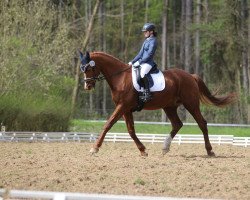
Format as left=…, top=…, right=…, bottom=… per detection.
left=133, top=61, right=140, bottom=67
left=128, top=62, right=132, bottom=66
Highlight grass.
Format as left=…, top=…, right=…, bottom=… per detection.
left=134, top=178, right=146, bottom=186
left=70, top=120, right=250, bottom=137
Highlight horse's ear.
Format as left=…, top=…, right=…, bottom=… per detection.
left=86, top=51, right=90, bottom=60
left=79, top=50, right=84, bottom=61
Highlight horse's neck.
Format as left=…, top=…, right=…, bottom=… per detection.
left=91, top=53, right=128, bottom=90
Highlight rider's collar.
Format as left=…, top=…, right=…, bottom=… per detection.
left=146, top=35, right=154, bottom=40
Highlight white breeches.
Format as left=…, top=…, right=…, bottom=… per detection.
left=140, top=63, right=152, bottom=78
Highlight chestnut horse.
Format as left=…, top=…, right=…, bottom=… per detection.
left=79, top=51, right=236, bottom=156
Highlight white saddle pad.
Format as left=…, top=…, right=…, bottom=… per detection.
left=132, top=68, right=165, bottom=92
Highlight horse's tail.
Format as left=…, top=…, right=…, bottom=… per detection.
left=192, top=74, right=237, bottom=107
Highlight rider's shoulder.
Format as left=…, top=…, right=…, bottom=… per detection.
left=146, top=36, right=157, bottom=44
left=147, top=36, right=156, bottom=40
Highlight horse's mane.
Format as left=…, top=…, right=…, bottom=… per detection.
left=91, top=52, right=125, bottom=65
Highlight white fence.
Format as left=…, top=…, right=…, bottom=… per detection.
left=90, top=120, right=250, bottom=127
left=0, top=131, right=249, bottom=147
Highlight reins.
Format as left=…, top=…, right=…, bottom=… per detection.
left=83, top=65, right=131, bottom=82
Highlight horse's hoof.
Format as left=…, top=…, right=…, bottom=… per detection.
left=90, top=147, right=99, bottom=155
left=140, top=151, right=148, bottom=157
left=162, top=148, right=170, bottom=155
left=207, top=151, right=216, bottom=157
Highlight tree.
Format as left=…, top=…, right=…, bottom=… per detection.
left=71, top=0, right=102, bottom=116
left=161, top=0, right=169, bottom=122
left=184, top=0, right=193, bottom=73
left=172, top=0, right=177, bottom=66
left=195, top=0, right=201, bottom=75
left=179, top=0, right=186, bottom=68
left=241, top=0, right=249, bottom=95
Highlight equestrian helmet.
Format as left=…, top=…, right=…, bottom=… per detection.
left=141, top=23, right=155, bottom=32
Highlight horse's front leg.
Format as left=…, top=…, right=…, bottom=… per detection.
left=90, top=104, right=124, bottom=154
left=123, top=112, right=147, bottom=157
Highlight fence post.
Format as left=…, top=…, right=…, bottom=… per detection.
left=178, top=135, right=181, bottom=145
left=245, top=138, right=248, bottom=147
left=11, top=133, right=17, bottom=142
left=43, top=133, right=50, bottom=142
left=218, top=136, right=221, bottom=145
left=152, top=135, right=155, bottom=144
left=61, top=133, right=68, bottom=142
left=73, top=133, right=80, bottom=142
left=30, top=133, right=37, bottom=142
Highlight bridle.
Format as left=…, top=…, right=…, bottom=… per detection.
left=80, top=60, right=131, bottom=83
left=80, top=60, right=102, bottom=82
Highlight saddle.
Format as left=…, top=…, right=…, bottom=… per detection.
left=132, top=64, right=165, bottom=112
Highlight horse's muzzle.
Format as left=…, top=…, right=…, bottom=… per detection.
left=84, top=82, right=95, bottom=90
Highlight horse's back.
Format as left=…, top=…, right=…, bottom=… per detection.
left=163, top=68, right=197, bottom=87
left=164, top=68, right=194, bottom=79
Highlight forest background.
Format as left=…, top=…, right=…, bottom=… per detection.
left=0, top=0, right=249, bottom=131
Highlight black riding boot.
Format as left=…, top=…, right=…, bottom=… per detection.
left=140, top=76, right=152, bottom=102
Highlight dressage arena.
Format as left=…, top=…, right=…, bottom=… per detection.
left=0, top=141, right=249, bottom=200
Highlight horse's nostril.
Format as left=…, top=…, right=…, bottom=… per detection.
left=85, top=84, right=93, bottom=90
left=84, top=84, right=89, bottom=90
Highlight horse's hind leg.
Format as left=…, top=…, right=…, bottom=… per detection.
left=123, top=112, right=147, bottom=156
left=184, top=104, right=215, bottom=156
left=162, top=106, right=183, bottom=155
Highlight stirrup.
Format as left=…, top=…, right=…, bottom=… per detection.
left=139, top=90, right=152, bottom=103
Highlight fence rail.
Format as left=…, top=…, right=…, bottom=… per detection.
left=89, top=120, right=250, bottom=127
left=0, top=131, right=249, bottom=147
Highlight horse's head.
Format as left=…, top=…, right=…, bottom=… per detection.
left=79, top=51, right=100, bottom=90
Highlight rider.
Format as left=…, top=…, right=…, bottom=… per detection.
left=128, top=22, right=158, bottom=102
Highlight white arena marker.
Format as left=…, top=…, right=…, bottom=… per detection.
left=53, top=193, right=66, bottom=200
left=3, top=189, right=220, bottom=200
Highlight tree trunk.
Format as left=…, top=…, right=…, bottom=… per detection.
left=99, top=0, right=107, bottom=116
left=178, top=0, right=187, bottom=121
left=161, top=0, right=168, bottom=71
left=172, top=0, right=177, bottom=65
left=202, top=0, right=209, bottom=81
left=248, top=0, right=250, bottom=123
left=161, top=0, right=168, bottom=122
left=99, top=1, right=107, bottom=116
left=225, top=0, right=244, bottom=123
left=241, top=0, right=249, bottom=123
left=241, top=0, right=249, bottom=95
left=145, top=0, right=149, bottom=22
left=120, top=0, right=125, bottom=59
left=184, top=0, right=193, bottom=73
left=179, top=0, right=186, bottom=68
left=195, top=0, right=201, bottom=75
left=71, top=0, right=102, bottom=117
left=124, top=4, right=134, bottom=61
left=247, top=0, right=250, bottom=124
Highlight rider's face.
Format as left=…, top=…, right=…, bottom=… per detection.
left=143, top=31, right=150, bottom=38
